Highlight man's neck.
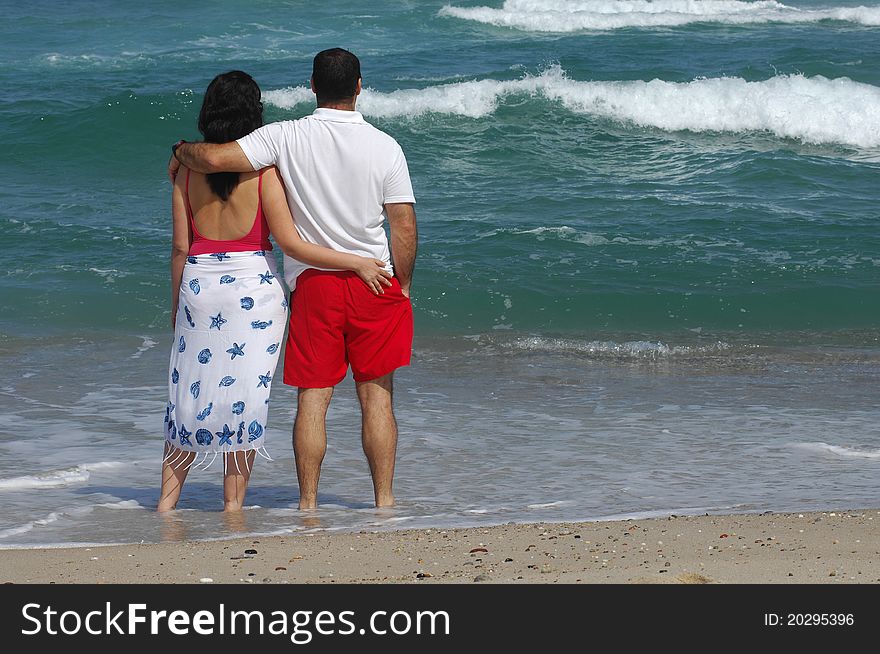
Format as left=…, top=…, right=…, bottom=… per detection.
left=317, top=99, right=357, bottom=112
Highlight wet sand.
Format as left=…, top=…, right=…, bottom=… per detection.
left=1, top=510, right=878, bottom=583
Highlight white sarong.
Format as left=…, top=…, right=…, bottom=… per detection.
left=164, top=250, right=287, bottom=468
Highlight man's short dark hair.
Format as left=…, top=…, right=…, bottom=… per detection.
left=312, top=48, right=361, bottom=103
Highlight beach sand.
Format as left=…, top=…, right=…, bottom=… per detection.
left=1, top=510, right=877, bottom=584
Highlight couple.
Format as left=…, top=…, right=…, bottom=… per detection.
left=159, top=48, right=417, bottom=514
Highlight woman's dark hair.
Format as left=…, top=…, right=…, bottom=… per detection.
left=197, top=70, right=263, bottom=200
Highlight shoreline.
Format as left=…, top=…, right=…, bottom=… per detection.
left=1, top=509, right=877, bottom=583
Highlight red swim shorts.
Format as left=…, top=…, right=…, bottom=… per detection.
left=284, top=269, right=413, bottom=388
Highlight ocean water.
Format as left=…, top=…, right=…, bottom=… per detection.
left=0, top=0, right=878, bottom=546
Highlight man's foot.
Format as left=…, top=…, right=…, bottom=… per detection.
left=375, top=494, right=395, bottom=508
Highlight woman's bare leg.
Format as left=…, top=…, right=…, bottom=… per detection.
left=158, top=443, right=196, bottom=512
left=224, top=450, right=256, bottom=512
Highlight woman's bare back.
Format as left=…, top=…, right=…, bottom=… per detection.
left=186, top=169, right=262, bottom=241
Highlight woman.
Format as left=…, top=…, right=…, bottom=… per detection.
left=159, top=71, right=391, bottom=512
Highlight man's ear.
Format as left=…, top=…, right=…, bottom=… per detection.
left=310, top=77, right=316, bottom=94
left=356, top=78, right=362, bottom=96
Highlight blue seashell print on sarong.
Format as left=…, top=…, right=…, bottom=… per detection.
left=178, top=425, right=192, bottom=446
left=197, top=348, right=212, bottom=364
left=240, top=296, right=254, bottom=310
left=232, top=401, right=245, bottom=415
left=196, top=402, right=213, bottom=421
left=251, top=320, right=273, bottom=330
left=178, top=336, right=186, bottom=353
left=281, top=297, right=289, bottom=309
left=253, top=250, right=266, bottom=257
left=216, top=424, right=234, bottom=446
left=257, top=371, right=272, bottom=388
left=184, top=305, right=195, bottom=327
left=211, top=252, right=230, bottom=262
left=168, top=420, right=177, bottom=440
left=236, top=421, right=245, bottom=444
left=171, top=368, right=179, bottom=384
left=248, top=420, right=264, bottom=442
left=259, top=271, right=274, bottom=285
left=187, top=256, right=198, bottom=264
left=219, top=376, right=236, bottom=387
left=209, top=312, right=227, bottom=330
left=189, top=279, right=200, bottom=295
left=189, top=381, right=201, bottom=399
left=226, top=342, right=245, bottom=360
left=266, top=343, right=279, bottom=354
left=220, top=275, right=236, bottom=284
left=195, top=428, right=213, bottom=446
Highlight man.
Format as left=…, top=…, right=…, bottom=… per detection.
left=168, top=48, right=417, bottom=509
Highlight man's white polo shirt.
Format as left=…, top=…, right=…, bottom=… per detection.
left=237, top=108, right=416, bottom=289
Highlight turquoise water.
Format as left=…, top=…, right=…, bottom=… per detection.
left=0, top=1, right=878, bottom=546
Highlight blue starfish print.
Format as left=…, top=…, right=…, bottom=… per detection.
left=211, top=252, right=230, bottom=262
left=257, top=371, right=272, bottom=388
left=259, top=271, right=275, bottom=285
left=226, top=342, right=246, bottom=360
left=209, top=312, right=227, bottom=330
left=216, top=423, right=235, bottom=446
left=178, top=425, right=192, bottom=446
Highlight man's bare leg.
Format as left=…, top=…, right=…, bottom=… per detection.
left=293, top=386, right=334, bottom=509
left=356, top=373, right=397, bottom=508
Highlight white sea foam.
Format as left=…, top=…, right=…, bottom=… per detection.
left=511, top=226, right=612, bottom=245
left=439, top=0, right=880, bottom=31
left=95, top=500, right=144, bottom=510
left=0, top=511, right=66, bottom=539
left=510, top=336, right=733, bottom=358
left=527, top=500, right=567, bottom=509
left=131, top=335, right=157, bottom=359
left=0, top=462, right=127, bottom=491
left=88, top=267, right=131, bottom=283
left=263, top=67, right=880, bottom=148
left=796, top=442, right=880, bottom=459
